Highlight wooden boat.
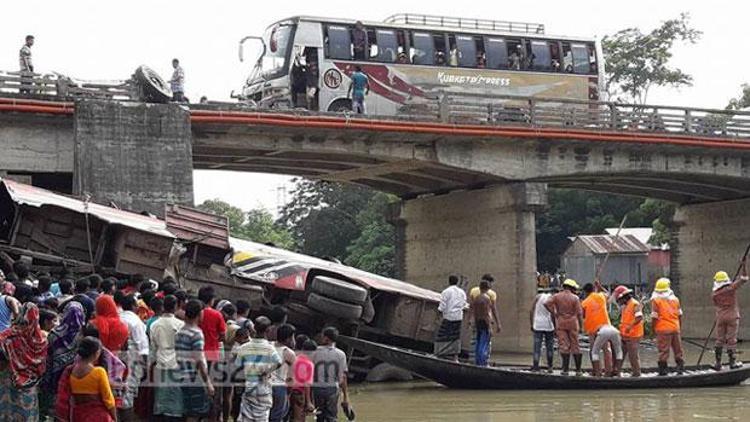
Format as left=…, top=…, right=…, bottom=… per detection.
left=339, top=336, right=750, bottom=389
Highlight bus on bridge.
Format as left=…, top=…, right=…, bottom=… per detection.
left=237, top=13, right=605, bottom=115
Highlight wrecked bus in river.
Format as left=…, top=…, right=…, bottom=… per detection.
left=0, top=178, right=440, bottom=377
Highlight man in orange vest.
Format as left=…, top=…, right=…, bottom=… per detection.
left=711, top=258, right=748, bottom=370
left=613, top=285, right=644, bottom=377
left=651, top=278, right=684, bottom=376
left=545, top=279, right=583, bottom=376
left=581, top=280, right=613, bottom=376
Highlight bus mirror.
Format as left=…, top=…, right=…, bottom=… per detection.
left=239, top=35, right=265, bottom=63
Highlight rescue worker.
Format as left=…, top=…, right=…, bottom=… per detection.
left=650, top=278, right=684, bottom=376
left=590, top=324, right=623, bottom=377
left=613, top=285, right=644, bottom=377
left=712, top=258, right=748, bottom=370
left=581, top=281, right=613, bottom=375
left=545, top=279, right=583, bottom=376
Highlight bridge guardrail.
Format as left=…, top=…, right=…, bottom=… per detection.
left=410, top=92, right=750, bottom=139
left=0, top=70, right=136, bottom=101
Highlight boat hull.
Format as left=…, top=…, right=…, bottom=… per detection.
left=340, top=336, right=750, bottom=389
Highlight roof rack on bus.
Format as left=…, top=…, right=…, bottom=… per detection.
left=383, top=13, right=545, bottom=35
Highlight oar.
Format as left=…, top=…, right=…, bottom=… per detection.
left=696, top=242, right=750, bottom=366
left=594, top=214, right=628, bottom=295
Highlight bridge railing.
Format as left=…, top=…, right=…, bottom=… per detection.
left=404, top=92, right=750, bottom=139
left=0, top=70, right=136, bottom=101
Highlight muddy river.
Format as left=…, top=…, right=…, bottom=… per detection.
left=349, top=342, right=749, bottom=421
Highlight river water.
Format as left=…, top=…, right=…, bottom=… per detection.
left=349, top=343, right=749, bottom=421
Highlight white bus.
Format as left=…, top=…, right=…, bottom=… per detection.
left=237, top=13, right=605, bottom=115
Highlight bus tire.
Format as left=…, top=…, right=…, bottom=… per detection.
left=307, top=293, right=363, bottom=320
left=328, top=99, right=352, bottom=113
left=134, top=65, right=172, bottom=103
left=311, top=276, right=368, bottom=305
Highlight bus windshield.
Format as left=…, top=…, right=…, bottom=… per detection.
left=261, top=23, right=295, bottom=78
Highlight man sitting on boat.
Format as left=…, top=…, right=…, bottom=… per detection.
left=613, top=285, right=644, bottom=377
left=712, top=258, right=748, bottom=370
left=545, top=279, right=584, bottom=376
left=435, top=275, right=467, bottom=361
left=650, top=278, right=685, bottom=376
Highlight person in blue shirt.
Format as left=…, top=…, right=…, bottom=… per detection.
left=347, top=66, right=370, bottom=114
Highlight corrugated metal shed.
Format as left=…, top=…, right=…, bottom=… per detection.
left=164, top=204, right=229, bottom=250
left=572, top=234, right=650, bottom=255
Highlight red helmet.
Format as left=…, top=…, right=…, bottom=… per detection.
left=612, top=285, right=632, bottom=301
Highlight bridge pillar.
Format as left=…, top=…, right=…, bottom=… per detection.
left=73, top=100, right=194, bottom=216
left=392, top=183, right=547, bottom=352
left=672, top=198, right=750, bottom=341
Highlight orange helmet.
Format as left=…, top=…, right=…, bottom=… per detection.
left=612, top=285, right=632, bottom=301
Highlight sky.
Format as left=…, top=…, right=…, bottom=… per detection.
left=2, top=0, right=748, bottom=213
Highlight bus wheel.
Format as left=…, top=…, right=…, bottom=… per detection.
left=328, top=99, right=352, bottom=113
left=134, top=65, right=172, bottom=103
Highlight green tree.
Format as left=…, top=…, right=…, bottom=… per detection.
left=197, top=199, right=246, bottom=233
left=727, top=83, right=750, bottom=110
left=197, top=199, right=294, bottom=248
left=345, top=193, right=396, bottom=277
left=277, top=179, right=375, bottom=260
left=602, top=13, right=701, bottom=103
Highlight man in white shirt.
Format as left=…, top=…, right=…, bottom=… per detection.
left=150, top=295, right=185, bottom=418
left=118, top=293, right=150, bottom=415
left=530, top=288, right=555, bottom=372
left=169, top=58, right=185, bottom=102
left=434, top=275, right=466, bottom=360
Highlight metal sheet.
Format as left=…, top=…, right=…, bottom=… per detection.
left=1, top=178, right=174, bottom=239
left=164, top=204, right=229, bottom=250
left=571, top=234, right=650, bottom=255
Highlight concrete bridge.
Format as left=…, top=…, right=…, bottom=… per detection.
left=2, top=94, right=750, bottom=350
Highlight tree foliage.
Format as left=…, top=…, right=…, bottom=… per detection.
left=344, top=193, right=396, bottom=277
left=602, top=13, right=701, bottom=103
left=197, top=199, right=294, bottom=249
left=277, top=179, right=375, bottom=261
left=727, top=83, right=750, bottom=110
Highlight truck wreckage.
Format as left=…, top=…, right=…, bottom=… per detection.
left=0, top=178, right=440, bottom=378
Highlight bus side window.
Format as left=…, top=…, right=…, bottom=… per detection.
left=326, top=25, right=352, bottom=60
left=506, top=39, right=526, bottom=70
left=485, top=37, right=507, bottom=70
left=375, top=29, right=399, bottom=63
left=588, top=43, right=598, bottom=74
left=455, top=35, right=477, bottom=68
left=571, top=44, right=590, bottom=74
left=434, top=34, right=447, bottom=66
left=561, top=42, right=573, bottom=73
left=530, top=41, right=551, bottom=71
left=411, top=32, right=435, bottom=65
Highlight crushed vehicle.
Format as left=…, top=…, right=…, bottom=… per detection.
left=0, top=178, right=440, bottom=378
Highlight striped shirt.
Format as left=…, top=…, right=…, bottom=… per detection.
left=175, top=325, right=206, bottom=384
left=235, top=338, right=281, bottom=389
left=19, top=45, right=32, bottom=72
left=170, top=65, right=185, bottom=93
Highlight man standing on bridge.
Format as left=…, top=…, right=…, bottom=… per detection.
left=19, top=35, right=34, bottom=94
left=170, top=58, right=185, bottom=102
left=347, top=65, right=369, bottom=115
left=712, top=258, right=748, bottom=370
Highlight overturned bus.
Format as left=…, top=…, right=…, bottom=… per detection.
left=0, top=178, right=440, bottom=378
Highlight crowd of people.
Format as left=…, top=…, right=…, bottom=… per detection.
left=0, top=252, right=352, bottom=422
left=437, top=259, right=748, bottom=377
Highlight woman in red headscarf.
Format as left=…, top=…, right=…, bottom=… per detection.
left=0, top=302, right=49, bottom=421
left=91, top=295, right=129, bottom=352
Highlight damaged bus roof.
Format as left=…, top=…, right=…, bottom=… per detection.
left=0, top=178, right=174, bottom=239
